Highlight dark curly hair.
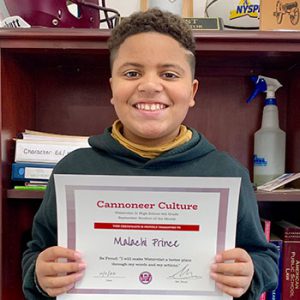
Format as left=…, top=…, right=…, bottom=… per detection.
left=108, top=8, right=196, bottom=78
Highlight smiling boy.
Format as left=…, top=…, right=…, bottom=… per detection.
left=109, top=31, right=198, bottom=147
left=22, top=8, right=278, bottom=300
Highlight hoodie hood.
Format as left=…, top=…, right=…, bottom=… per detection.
left=88, top=127, right=216, bottom=169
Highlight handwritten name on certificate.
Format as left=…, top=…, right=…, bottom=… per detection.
left=55, top=175, right=241, bottom=300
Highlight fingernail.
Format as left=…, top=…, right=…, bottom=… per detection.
left=78, top=263, right=87, bottom=270
left=210, top=263, right=217, bottom=271
left=75, top=272, right=84, bottom=280
left=66, top=283, right=75, bottom=291
left=74, top=252, right=82, bottom=260
left=216, top=282, right=223, bottom=290
left=215, top=254, right=222, bottom=262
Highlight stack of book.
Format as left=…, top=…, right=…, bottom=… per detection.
left=260, top=219, right=300, bottom=300
left=12, top=130, right=90, bottom=191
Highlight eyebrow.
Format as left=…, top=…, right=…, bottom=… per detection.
left=118, top=62, right=186, bottom=73
left=118, top=62, right=143, bottom=69
left=161, top=64, right=185, bottom=74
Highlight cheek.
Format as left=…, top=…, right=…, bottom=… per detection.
left=111, top=83, right=133, bottom=102
left=170, top=86, right=195, bottom=106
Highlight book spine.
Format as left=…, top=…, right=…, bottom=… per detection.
left=260, top=291, right=267, bottom=300
left=14, top=141, right=88, bottom=163
left=281, top=240, right=300, bottom=299
left=261, top=218, right=271, bottom=241
left=11, top=162, right=54, bottom=181
left=260, top=218, right=272, bottom=300
left=14, top=185, right=47, bottom=191
left=267, top=239, right=283, bottom=300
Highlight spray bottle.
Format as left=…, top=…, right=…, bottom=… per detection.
left=247, top=75, right=286, bottom=186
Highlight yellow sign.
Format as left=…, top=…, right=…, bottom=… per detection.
left=229, top=0, right=260, bottom=20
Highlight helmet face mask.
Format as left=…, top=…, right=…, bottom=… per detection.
left=1, top=0, right=120, bottom=28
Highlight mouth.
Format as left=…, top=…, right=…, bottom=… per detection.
left=134, top=102, right=168, bottom=111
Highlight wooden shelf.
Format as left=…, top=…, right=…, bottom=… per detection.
left=256, top=191, right=300, bottom=202
left=6, top=189, right=45, bottom=200
left=0, top=29, right=299, bottom=70
left=6, top=189, right=300, bottom=202
left=0, top=28, right=299, bottom=51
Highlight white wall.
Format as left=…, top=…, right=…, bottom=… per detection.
left=194, top=0, right=207, bottom=17
left=105, top=0, right=207, bottom=17
left=105, top=0, right=141, bottom=17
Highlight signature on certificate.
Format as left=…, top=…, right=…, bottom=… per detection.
left=94, top=270, right=124, bottom=279
left=168, top=264, right=202, bottom=280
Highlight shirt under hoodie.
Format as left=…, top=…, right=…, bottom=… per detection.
left=22, top=127, right=279, bottom=300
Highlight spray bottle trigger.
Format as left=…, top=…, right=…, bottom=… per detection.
left=246, top=77, right=267, bottom=103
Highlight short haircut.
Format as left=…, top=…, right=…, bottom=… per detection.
left=107, top=8, right=196, bottom=78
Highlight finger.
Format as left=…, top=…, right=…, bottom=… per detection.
left=210, top=271, right=250, bottom=289
left=39, top=246, right=82, bottom=262
left=216, top=248, right=251, bottom=263
left=44, top=283, right=75, bottom=298
left=40, top=261, right=86, bottom=277
left=215, top=282, right=245, bottom=298
left=211, top=261, right=251, bottom=276
left=43, top=271, right=85, bottom=290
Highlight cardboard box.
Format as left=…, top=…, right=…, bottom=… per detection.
left=260, top=0, right=300, bottom=30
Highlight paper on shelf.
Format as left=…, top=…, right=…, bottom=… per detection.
left=256, top=173, right=300, bottom=192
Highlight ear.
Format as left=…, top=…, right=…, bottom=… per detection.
left=109, top=77, right=115, bottom=105
left=189, top=79, right=199, bottom=108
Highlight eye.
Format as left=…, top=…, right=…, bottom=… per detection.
left=123, top=71, right=140, bottom=78
left=162, top=72, right=179, bottom=79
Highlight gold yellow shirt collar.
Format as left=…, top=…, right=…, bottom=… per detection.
left=111, top=120, right=192, bottom=159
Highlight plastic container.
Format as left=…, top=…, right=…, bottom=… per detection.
left=253, top=101, right=286, bottom=186
left=247, top=75, right=286, bottom=186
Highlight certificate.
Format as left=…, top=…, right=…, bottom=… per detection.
left=55, top=175, right=241, bottom=300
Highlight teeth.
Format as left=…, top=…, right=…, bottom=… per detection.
left=135, top=103, right=166, bottom=111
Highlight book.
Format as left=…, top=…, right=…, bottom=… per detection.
left=272, top=220, right=300, bottom=300
left=18, top=129, right=89, bottom=142
left=25, top=181, right=48, bottom=186
left=11, top=162, right=55, bottom=181
left=14, top=185, right=47, bottom=191
left=257, top=173, right=300, bottom=192
left=14, top=138, right=90, bottom=164
left=267, top=234, right=283, bottom=300
left=261, top=218, right=272, bottom=241
left=260, top=218, right=272, bottom=300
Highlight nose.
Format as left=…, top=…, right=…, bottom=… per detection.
left=137, top=74, right=163, bottom=95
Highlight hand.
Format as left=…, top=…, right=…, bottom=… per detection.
left=35, top=246, right=86, bottom=297
left=210, top=248, right=254, bottom=298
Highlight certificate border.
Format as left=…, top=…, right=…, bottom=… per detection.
left=64, top=185, right=229, bottom=296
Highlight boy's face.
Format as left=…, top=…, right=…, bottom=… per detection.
left=110, top=32, right=198, bottom=147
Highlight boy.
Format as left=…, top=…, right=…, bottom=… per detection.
left=22, top=8, right=278, bottom=299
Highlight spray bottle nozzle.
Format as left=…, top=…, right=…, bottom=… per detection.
left=246, top=76, right=267, bottom=103
left=246, top=75, right=282, bottom=105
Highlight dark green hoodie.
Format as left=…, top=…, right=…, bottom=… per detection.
left=22, top=127, right=279, bottom=299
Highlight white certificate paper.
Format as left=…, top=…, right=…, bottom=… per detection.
left=55, top=175, right=241, bottom=300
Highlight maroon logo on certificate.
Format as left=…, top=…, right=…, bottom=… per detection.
left=139, top=271, right=152, bottom=284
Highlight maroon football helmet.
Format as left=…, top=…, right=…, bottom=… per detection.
left=2, top=0, right=120, bottom=28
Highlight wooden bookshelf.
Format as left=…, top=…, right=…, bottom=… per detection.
left=6, top=190, right=45, bottom=200
left=6, top=189, right=300, bottom=202
left=256, top=191, right=300, bottom=202
left=1, top=28, right=300, bottom=299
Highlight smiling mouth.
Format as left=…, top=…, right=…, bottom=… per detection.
left=134, top=103, right=168, bottom=111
